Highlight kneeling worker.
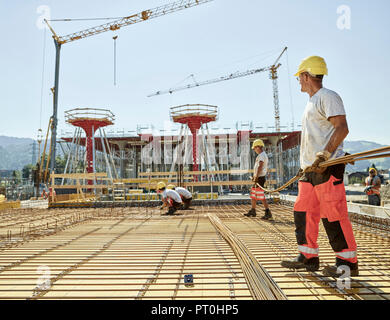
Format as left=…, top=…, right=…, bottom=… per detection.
left=244, top=139, right=272, bottom=220
left=167, top=184, right=193, bottom=209
left=156, top=181, right=183, bottom=215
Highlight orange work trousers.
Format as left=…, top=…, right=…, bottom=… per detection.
left=293, top=164, right=357, bottom=264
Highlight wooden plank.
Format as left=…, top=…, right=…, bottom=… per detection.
left=139, top=168, right=277, bottom=177
left=138, top=180, right=277, bottom=188
left=52, top=185, right=113, bottom=189
left=0, top=201, right=21, bottom=211
left=139, top=169, right=254, bottom=177
left=113, top=178, right=194, bottom=183
left=182, top=180, right=277, bottom=187
left=51, top=173, right=107, bottom=179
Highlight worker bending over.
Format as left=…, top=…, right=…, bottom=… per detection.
left=156, top=181, right=183, bottom=215
left=244, top=139, right=272, bottom=220
left=364, top=168, right=381, bottom=206
left=167, top=185, right=193, bottom=209
left=281, top=56, right=358, bottom=277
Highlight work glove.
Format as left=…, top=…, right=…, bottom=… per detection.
left=363, top=186, right=372, bottom=194
left=310, top=150, right=331, bottom=174
left=251, top=176, right=257, bottom=183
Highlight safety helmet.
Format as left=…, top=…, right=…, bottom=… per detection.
left=294, top=56, right=328, bottom=77
left=156, top=181, right=166, bottom=190
left=167, top=184, right=175, bottom=190
left=252, top=139, right=265, bottom=150
left=369, top=168, right=377, bottom=175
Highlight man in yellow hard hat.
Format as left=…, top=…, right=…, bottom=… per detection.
left=156, top=181, right=183, bottom=215
left=244, top=139, right=272, bottom=220
left=168, top=184, right=193, bottom=210
left=281, top=56, right=359, bottom=278
left=364, top=168, right=381, bottom=206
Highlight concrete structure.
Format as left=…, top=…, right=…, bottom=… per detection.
left=60, top=124, right=301, bottom=185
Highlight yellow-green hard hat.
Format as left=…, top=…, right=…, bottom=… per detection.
left=167, top=184, right=175, bottom=190
left=295, top=56, right=328, bottom=77
left=252, top=139, right=265, bottom=149
left=156, top=181, right=166, bottom=190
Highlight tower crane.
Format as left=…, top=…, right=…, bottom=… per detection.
left=44, top=0, right=214, bottom=173
left=148, top=47, right=288, bottom=133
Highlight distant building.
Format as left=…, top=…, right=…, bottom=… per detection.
left=0, top=170, right=14, bottom=178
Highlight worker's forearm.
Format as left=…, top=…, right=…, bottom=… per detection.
left=325, top=126, right=349, bottom=154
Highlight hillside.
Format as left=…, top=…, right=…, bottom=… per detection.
left=0, top=136, right=36, bottom=170
left=343, top=140, right=390, bottom=172
left=0, top=135, right=388, bottom=171
left=0, top=136, right=62, bottom=170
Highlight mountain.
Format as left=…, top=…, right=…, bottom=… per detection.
left=0, top=135, right=64, bottom=171
left=343, top=140, right=390, bottom=172
left=0, top=135, right=388, bottom=172
left=0, top=136, right=36, bottom=170
left=0, top=136, right=35, bottom=147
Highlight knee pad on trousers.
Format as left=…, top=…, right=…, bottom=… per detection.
left=322, top=218, right=348, bottom=252
left=294, top=211, right=307, bottom=245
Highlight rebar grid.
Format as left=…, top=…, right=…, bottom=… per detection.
left=0, top=204, right=389, bottom=300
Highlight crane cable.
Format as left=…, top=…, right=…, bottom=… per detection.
left=113, top=36, right=118, bottom=86
left=285, top=49, right=295, bottom=131
left=48, top=17, right=126, bottom=22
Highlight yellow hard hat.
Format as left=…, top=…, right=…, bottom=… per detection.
left=294, top=56, right=328, bottom=77
left=369, top=168, right=377, bottom=174
left=156, top=181, right=166, bottom=190
left=167, top=184, right=175, bottom=190
left=252, top=139, right=265, bottom=149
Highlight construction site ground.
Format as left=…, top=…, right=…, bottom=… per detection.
left=1, top=202, right=390, bottom=300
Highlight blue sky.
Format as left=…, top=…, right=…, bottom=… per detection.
left=0, top=0, right=389, bottom=144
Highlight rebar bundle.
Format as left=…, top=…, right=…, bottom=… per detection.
left=207, top=213, right=288, bottom=300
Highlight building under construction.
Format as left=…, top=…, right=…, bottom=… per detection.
left=2, top=0, right=390, bottom=304
left=59, top=114, right=301, bottom=189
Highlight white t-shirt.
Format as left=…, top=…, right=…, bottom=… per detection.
left=174, top=187, right=192, bottom=199
left=253, top=151, right=268, bottom=177
left=300, top=87, right=346, bottom=170
left=162, top=189, right=183, bottom=203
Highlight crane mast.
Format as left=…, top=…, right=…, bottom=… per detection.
left=45, top=0, right=213, bottom=173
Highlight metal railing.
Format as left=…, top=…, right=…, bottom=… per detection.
left=64, top=108, right=115, bottom=124
left=170, top=104, right=218, bottom=121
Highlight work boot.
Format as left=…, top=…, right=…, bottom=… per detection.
left=261, top=209, right=273, bottom=220
left=322, top=258, right=359, bottom=277
left=244, top=208, right=256, bottom=217
left=281, top=253, right=320, bottom=272
left=166, top=207, right=177, bottom=215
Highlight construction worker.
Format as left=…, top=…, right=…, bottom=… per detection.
left=167, top=184, right=193, bottom=209
left=156, top=181, right=183, bottom=215
left=281, top=56, right=359, bottom=277
left=364, top=168, right=381, bottom=206
left=244, top=139, right=272, bottom=220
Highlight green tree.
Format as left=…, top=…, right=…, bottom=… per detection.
left=12, top=170, right=22, bottom=184
left=22, top=164, right=36, bottom=179
left=55, top=156, right=67, bottom=174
